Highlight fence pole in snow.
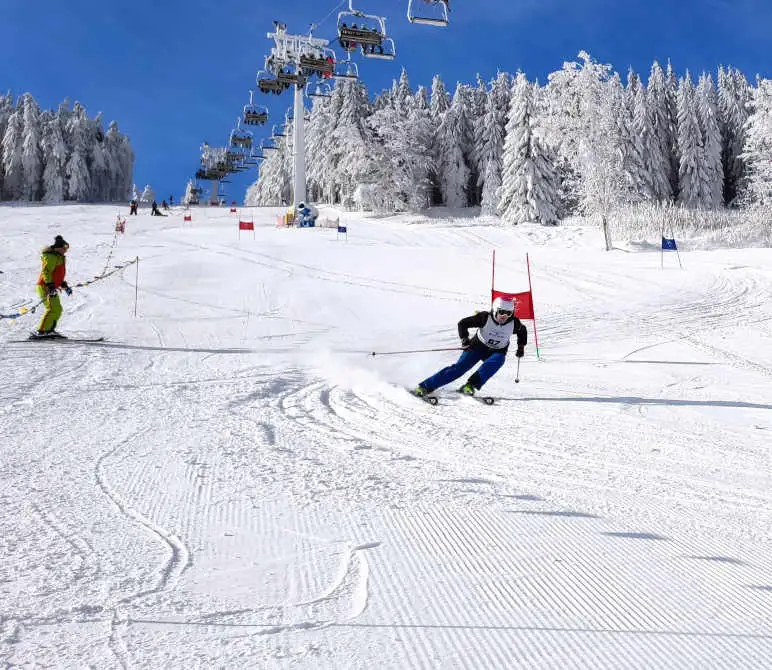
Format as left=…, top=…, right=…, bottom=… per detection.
left=490, top=249, right=496, bottom=303
left=526, top=253, right=541, bottom=360
left=134, top=257, right=139, bottom=317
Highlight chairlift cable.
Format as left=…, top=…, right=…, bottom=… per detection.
left=313, top=0, right=348, bottom=32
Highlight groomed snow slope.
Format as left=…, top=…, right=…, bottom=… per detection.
left=1, top=204, right=770, bottom=669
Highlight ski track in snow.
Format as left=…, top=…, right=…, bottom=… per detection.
left=1, top=206, right=770, bottom=669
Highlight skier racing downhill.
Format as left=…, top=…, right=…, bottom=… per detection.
left=414, top=296, right=527, bottom=398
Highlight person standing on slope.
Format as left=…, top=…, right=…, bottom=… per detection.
left=34, top=235, right=72, bottom=338
left=414, top=296, right=526, bottom=397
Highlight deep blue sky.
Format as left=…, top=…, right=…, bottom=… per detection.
left=2, top=0, right=771, bottom=203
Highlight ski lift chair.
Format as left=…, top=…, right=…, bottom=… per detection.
left=337, top=1, right=389, bottom=51
left=299, top=46, right=337, bottom=78
left=338, top=20, right=386, bottom=49
left=306, top=81, right=333, bottom=98
left=243, top=90, right=268, bottom=125
left=243, top=105, right=268, bottom=125
left=229, top=118, right=254, bottom=149
left=275, top=63, right=300, bottom=87
left=362, top=36, right=396, bottom=60
left=407, top=0, right=449, bottom=27
left=257, top=71, right=285, bottom=95
left=333, top=59, right=359, bottom=81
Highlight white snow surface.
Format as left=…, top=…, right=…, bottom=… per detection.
left=1, top=204, right=770, bottom=669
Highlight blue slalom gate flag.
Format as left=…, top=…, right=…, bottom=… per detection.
left=337, top=225, right=347, bottom=234
left=662, top=236, right=678, bottom=251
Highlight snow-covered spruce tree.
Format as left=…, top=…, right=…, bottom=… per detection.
left=103, top=121, right=124, bottom=202
left=366, top=80, right=433, bottom=211
left=0, top=92, right=14, bottom=195
left=393, top=68, right=412, bottom=116
left=581, top=76, right=640, bottom=248
left=666, top=62, right=681, bottom=197
left=113, top=122, right=135, bottom=202
left=181, top=180, right=198, bottom=206
left=718, top=67, right=752, bottom=205
left=330, top=79, right=372, bottom=209
left=304, top=93, right=331, bottom=204
left=315, top=81, right=346, bottom=204
left=498, top=73, right=559, bottom=225
left=541, top=52, right=639, bottom=244
left=436, top=83, right=471, bottom=208
left=741, top=78, right=772, bottom=208
left=478, top=72, right=511, bottom=214
left=64, top=103, right=92, bottom=201
left=428, top=75, right=450, bottom=204
left=643, top=62, right=675, bottom=201
left=540, top=57, right=589, bottom=217
left=88, top=113, right=110, bottom=201
left=469, top=74, right=488, bottom=184
left=20, top=94, right=43, bottom=200
left=617, top=72, right=652, bottom=200
left=139, top=184, right=155, bottom=205
left=246, top=132, right=292, bottom=206
left=1, top=100, right=24, bottom=201
left=696, top=73, right=724, bottom=208
left=407, top=86, right=434, bottom=209
left=41, top=108, right=68, bottom=202
left=676, top=72, right=708, bottom=208
left=462, top=77, right=485, bottom=205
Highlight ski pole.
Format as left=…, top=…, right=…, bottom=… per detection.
left=515, top=357, right=521, bottom=383
left=370, top=347, right=462, bottom=357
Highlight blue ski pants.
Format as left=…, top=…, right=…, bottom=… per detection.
left=420, top=349, right=506, bottom=392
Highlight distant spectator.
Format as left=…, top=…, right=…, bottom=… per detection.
left=151, top=201, right=166, bottom=216
left=129, top=199, right=138, bottom=215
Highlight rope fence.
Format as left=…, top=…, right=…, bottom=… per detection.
left=1, top=257, right=139, bottom=322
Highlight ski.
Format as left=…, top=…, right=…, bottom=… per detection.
left=19, top=335, right=105, bottom=343
left=408, top=388, right=439, bottom=405
left=456, top=389, right=495, bottom=405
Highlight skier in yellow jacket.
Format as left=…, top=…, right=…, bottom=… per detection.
left=35, top=235, right=72, bottom=337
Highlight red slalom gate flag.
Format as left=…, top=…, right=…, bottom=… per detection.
left=491, top=289, right=534, bottom=320
left=238, top=220, right=254, bottom=231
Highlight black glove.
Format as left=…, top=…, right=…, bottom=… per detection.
left=460, top=337, right=471, bottom=350
left=46, top=282, right=57, bottom=297
left=61, top=281, right=73, bottom=296
left=515, top=345, right=525, bottom=358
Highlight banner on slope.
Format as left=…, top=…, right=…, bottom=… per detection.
left=238, top=219, right=255, bottom=239
left=660, top=222, right=683, bottom=269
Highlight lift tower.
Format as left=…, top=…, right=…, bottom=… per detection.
left=265, top=23, right=331, bottom=212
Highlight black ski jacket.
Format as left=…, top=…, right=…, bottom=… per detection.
left=458, top=311, right=527, bottom=357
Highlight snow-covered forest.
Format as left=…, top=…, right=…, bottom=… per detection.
left=247, top=52, right=772, bottom=224
left=0, top=92, right=134, bottom=203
